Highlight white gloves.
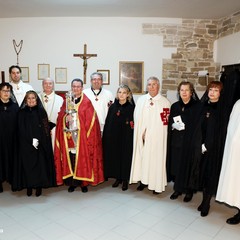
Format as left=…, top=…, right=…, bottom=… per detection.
left=32, top=138, right=39, bottom=149
left=172, top=122, right=185, bottom=131
left=202, top=144, right=207, bottom=154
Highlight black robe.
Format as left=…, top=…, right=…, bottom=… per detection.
left=102, top=100, right=134, bottom=181
left=0, top=99, right=19, bottom=184
left=12, top=105, right=56, bottom=190
left=220, top=69, right=240, bottom=113
left=198, top=99, right=227, bottom=195
left=166, top=98, right=202, bottom=193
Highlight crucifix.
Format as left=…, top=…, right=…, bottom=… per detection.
left=73, top=44, right=97, bottom=84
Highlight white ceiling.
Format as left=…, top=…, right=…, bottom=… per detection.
left=0, top=0, right=240, bottom=19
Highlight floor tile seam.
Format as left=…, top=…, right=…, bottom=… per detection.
left=32, top=221, right=74, bottom=239
left=176, top=227, right=215, bottom=240
left=137, top=227, right=175, bottom=240
left=94, top=230, right=129, bottom=240
left=90, top=212, right=129, bottom=231
left=187, top=217, right=226, bottom=238
left=71, top=225, right=109, bottom=240
left=0, top=224, right=33, bottom=240
left=110, top=220, right=149, bottom=238
left=159, top=212, right=198, bottom=229
left=127, top=217, right=163, bottom=230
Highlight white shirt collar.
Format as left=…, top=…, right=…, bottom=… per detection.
left=147, top=93, right=161, bottom=100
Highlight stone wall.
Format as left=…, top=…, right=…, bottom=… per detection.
left=218, top=11, right=240, bottom=38
left=143, top=11, right=240, bottom=95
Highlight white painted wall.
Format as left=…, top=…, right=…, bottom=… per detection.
left=0, top=17, right=179, bottom=100
left=214, top=31, right=240, bottom=66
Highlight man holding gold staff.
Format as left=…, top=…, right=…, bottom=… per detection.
left=54, top=78, right=104, bottom=193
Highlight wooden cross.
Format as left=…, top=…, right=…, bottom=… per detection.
left=73, top=44, right=97, bottom=84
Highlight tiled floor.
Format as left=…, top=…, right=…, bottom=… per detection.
left=0, top=180, right=240, bottom=240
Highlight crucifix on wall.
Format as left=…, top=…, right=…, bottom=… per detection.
left=73, top=44, right=97, bottom=84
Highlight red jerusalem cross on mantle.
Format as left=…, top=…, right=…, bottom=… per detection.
left=73, top=44, right=97, bottom=84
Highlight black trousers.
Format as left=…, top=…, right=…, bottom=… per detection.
left=64, top=152, right=82, bottom=187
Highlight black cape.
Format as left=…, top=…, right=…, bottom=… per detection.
left=102, top=100, right=135, bottom=180
left=220, top=69, right=240, bottom=113
left=12, top=101, right=56, bottom=190
left=166, top=98, right=202, bottom=193
left=0, top=99, right=19, bottom=184
left=197, top=98, right=228, bottom=195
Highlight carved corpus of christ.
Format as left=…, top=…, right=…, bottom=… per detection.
left=73, top=44, right=97, bottom=84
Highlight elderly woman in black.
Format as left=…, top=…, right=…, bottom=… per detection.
left=12, top=91, right=56, bottom=196
left=0, top=83, right=19, bottom=192
left=167, top=81, right=200, bottom=202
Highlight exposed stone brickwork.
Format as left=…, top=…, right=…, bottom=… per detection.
left=218, top=11, right=240, bottom=38
left=143, top=11, right=240, bottom=96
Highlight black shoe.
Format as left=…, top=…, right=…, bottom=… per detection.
left=226, top=213, right=240, bottom=225
left=137, top=182, right=146, bottom=191
left=170, top=191, right=182, bottom=200
left=122, top=181, right=128, bottom=191
left=153, top=191, right=160, bottom=195
left=200, top=193, right=212, bottom=217
left=0, top=183, right=3, bottom=193
left=68, top=186, right=76, bottom=193
left=198, top=192, right=207, bottom=211
left=201, top=204, right=210, bottom=217
left=112, top=180, right=122, bottom=188
left=81, top=186, right=88, bottom=193
left=27, top=188, right=33, bottom=196
left=36, top=188, right=42, bottom=197
left=197, top=203, right=203, bottom=211
left=183, top=193, right=193, bottom=202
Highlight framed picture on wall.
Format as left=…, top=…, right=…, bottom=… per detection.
left=97, top=69, right=110, bottom=85
left=38, top=64, right=50, bottom=80
left=21, top=67, right=29, bottom=83
left=55, top=68, right=67, bottom=84
left=119, top=61, right=144, bottom=94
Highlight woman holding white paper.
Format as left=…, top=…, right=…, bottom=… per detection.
left=167, top=81, right=200, bottom=202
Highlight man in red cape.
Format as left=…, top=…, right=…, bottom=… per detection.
left=54, top=78, right=104, bottom=193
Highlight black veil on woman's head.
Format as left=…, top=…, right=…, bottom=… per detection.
left=177, top=81, right=199, bottom=102
left=20, top=90, right=50, bottom=136
left=20, top=90, right=44, bottom=110
left=0, top=82, right=18, bottom=104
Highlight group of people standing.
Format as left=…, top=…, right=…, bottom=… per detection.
left=0, top=65, right=62, bottom=196
left=167, top=79, right=240, bottom=224
left=167, top=81, right=226, bottom=217
left=1, top=65, right=240, bottom=225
